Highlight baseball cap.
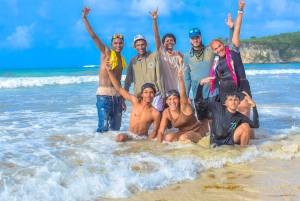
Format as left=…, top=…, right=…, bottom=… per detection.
left=189, top=28, right=202, bottom=38
left=132, top=35, right=147, bottom=45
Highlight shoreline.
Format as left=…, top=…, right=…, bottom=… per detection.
left=102, top=157, right=300, bottom=201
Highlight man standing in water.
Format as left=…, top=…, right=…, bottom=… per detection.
left=149, top=7, right=183, bottom=93
left=124, top=35, right=165, bottom=112
left=184, top=16, right=234, bottom=135
left=82, top=6, right=126, bottom=132
left=105, top=57, right=161, bottom=142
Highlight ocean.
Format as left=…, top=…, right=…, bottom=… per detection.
left=0, top=63, right=300, bottom=200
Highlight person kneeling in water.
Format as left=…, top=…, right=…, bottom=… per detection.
left=157, top=67, right=206, bottom=143
left=198, top=77, right=259, bottom=147
left=105, top=57, right=161, bottom=142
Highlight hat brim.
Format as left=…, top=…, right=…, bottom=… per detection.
left=189, top=33, right=201, bottom=38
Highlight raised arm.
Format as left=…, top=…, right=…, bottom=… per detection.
left=149, top=7, right=162, bottom=51
left=183, top=56, right=192, bottom=98
left=225, top=13, right=235, bottom=45
left=178, top=67, right=192, bottom=113
left=232, top=0, right=246, bottom=47
left=242, top=91, right=259, bottom=128
left=105, top=57, right=138, bottom=103
left=124, top=61, right=133, bottom=92
left=82, top=6, right=110, bottom=54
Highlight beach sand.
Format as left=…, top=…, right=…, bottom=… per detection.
left=103, top=157, right=300, bottom=201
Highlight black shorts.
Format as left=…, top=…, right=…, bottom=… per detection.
left=212, top=132, right=237, bottom=147
left=219, top=78, right=252, bottom=103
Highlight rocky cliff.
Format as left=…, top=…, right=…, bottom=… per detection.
left=239, top=43, right=300, bottom=64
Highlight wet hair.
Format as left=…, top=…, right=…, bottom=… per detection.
left=210, top=38, right=225, bottom=49
left=162, top=33, right=176, bottom=44
left=226, top=93, right=240, bottom=100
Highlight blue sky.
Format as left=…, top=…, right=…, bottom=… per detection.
left=1, top=0, right=299, bottom=68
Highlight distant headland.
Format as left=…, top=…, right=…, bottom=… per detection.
left=239, top=31, right=300, bottom=63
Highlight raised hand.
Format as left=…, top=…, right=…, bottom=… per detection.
left=82, top=5, right=91, bottom=18
left=242, top=91, right=255, bottom=107
left=238, top=0, right=246, bottom=11
left=225, top=13, right=234, bottom=28
left=149, top=7, right=159, bottom=19
left=177, top=64, right=187, bottom=78
left=200, top=77, right=215, bottom=85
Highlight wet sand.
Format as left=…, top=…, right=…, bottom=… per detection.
left=103, top=157, right=300, bottom=201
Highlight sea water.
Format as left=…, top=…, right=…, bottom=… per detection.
left=0, top=63, right=300, bottom=200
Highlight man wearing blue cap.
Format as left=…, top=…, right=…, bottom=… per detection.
left=184, top=16, right=234, bottom=135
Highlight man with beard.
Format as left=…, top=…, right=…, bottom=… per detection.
left=184, top=16, right=234, bottom=135
left=124, top=35, right=165, bottom=112
left=82, top=6, right=126, bottom=132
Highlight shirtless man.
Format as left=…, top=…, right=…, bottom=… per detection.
left=82, top=6, right=126, bottom=132
left=198, top=77, right=259, bottom=147
left=105, top=57, right=161, bottom=142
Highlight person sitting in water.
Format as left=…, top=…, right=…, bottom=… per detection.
left=157, top=67, right=205, bottom=143
left=105, top=57, right=161, bottom=142
left=197, top=77, right=259, bottom=147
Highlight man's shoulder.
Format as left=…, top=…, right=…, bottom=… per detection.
left=204, top=45, right=213, bottom=52
left=147, top=51, right=158, bottom=57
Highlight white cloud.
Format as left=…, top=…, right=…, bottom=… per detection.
left=129, top=0, right=185, bottom=16
left=6, top=23, right=35, bottom=49
left=130, top=0, right=170, bottom=16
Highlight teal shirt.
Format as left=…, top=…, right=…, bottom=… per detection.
left=184, top=46, right=215, bottom=99
left=184, top=27, right=234, bottom=99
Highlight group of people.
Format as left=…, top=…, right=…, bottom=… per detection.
left=82, top=0, right=259, bottom=148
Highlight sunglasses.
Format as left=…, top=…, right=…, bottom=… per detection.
left=189, top=29, right=200, bottom=34
left=166, top=90, right=180, bottom=98
left=112, top=34, right=124, bottom=39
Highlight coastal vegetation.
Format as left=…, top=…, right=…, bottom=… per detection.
left=241, top=31, right=300, bottom=62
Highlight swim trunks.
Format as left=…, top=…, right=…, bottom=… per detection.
left=125, top=131, right=148, bottom=140
left=96, top=86, right=121, bottom=96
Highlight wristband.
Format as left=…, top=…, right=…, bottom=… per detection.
left=238, top=10, right=243, bottom=14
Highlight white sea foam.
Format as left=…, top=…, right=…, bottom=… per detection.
left=0, top=75, right=127, bottom=89
left=246, top=69, right=300, bottom=75
left=1, top=65, right=300, bottom=200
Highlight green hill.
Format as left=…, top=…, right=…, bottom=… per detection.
left=241, top=32, right=300, bottom=61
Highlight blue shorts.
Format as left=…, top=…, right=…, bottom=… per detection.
left=96, top=95, right=122, bottom=132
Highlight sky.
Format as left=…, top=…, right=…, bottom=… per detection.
left=0, top=0, right=299, bottom=69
